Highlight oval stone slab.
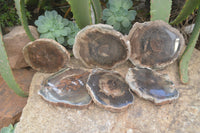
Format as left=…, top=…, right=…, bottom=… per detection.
left=128, top=20, right=184, bottom=69
left=23, top=38, right=70, bottom=73
left=73, top=24, right=131, bottom=69
left=86, top=68, right=134, bottom=112
left=126, top=67, right=179, bottom=105
left=38, top=68, right=92, bottom=108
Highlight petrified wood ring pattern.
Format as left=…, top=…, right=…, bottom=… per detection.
left=126, top=67, right=179, bottom=105
left=128, top=20, right=184, bottom=69
left=23, top=38, right=70, bottom=73
left=37, top=21, right=183, bottom=112
left=73, top=24, right=131, bottom=69
left=86, top=68, right=134, bottom=112
left=39, top=68, right=92, bottom=108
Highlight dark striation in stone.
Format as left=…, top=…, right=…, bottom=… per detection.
left=73, top=24, right=131, bottom=69
left=86, top=68, right=134, bottom=112
left=126, top=67, right=179, bottom=105
left=128, top=20, right=184, bottom=69
left=23, top=38, right=70, bottom=73
left=38, top=68, right=92, bottom=108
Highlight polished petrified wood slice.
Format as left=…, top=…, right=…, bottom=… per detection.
left=73, top=24, right=131, bottom=69
left=38, top=68, right=92, bottom=108
left=23, top=38, right=70, bottom=73
left=86, top=68, right=134, bottom=112
left=126, top=67, right=179, bottom=105
left=128, top=20, right=184, bottom=69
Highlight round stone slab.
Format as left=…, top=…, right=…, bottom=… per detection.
left=23, top=38, right=70, bottom=73
left=38, top=68, right=92, bottom=108
left=86, top=68, right=134, bottom=112
left=73, top=24, right=131, bottom=69
left=128, top=20, right=184, bottom=69
left=126, top=67, right=179, bottom=105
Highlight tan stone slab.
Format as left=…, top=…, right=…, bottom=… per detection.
left=15, top=49, right=200, bottom=133
left=0, top=68, right=35, bottom=128
left=3, top=26, right=39, bottom=69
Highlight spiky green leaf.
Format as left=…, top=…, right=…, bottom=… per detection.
left=179, top=7, right=200, bottom=84
left=150, top=0, right=172, bottom=22
left=171, top=0, right=200, bottom=24
left=91, top=0, right=102, bottom=23
left=14, top=0, right=35, bottom=41
left=67, top=0, right=92, bottom=29
left=0, top=27, right=28, bottom=97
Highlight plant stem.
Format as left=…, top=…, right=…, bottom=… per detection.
left=15, top=0, right=35, bottom=41
left=67, top=0, right=92, bottom=29
left=170, top=0, right=200, bottom=25
left=150, top=0, right=172, bottom=22
left=64, top=7, right=71, bottom=18
left=0, top=26, right=28, bottom=97
left=179, top=7, right=200, bottom=84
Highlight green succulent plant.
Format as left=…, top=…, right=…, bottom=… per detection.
left=0, top=124, right=16, bottom=133
left=34, top=10, right=79, bottom=46
left=102, top=0, right=137, bottom=34
left=65, top=21, right=80, bottom=48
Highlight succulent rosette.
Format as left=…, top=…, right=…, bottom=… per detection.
left=35, top=10, right=80, bottom=47
left=102, top=0, right=137, bottom=34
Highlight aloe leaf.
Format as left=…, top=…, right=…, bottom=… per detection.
left=0, top=27, right=28, bottom=97
left=14, top=0, right=35, bottom=41
left=150, top=0, right=172, bottom=22
left=91, top=0, right=102, bottom=23
left=179, top=7, right=200, bottom=84
left=67, top=0, right=92, bottom=29
left=171, top=0, right=200, bottom=25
